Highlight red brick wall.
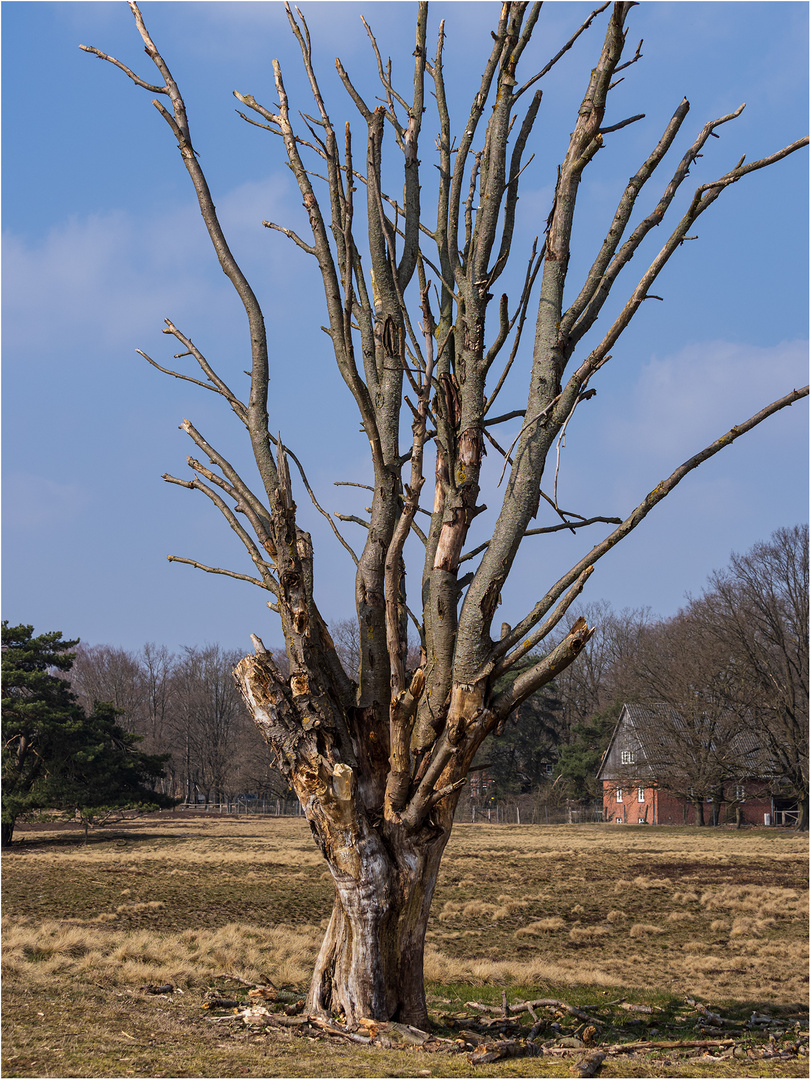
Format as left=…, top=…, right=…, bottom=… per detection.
left=603, top=782, right=655, bottom=824
left=603, top=782, right=774, bottom=825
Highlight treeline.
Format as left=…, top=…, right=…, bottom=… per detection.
left=480, top=524, right=808, bottom=828
left=67, top=643, right=286, bottom=805
left=59, top=525, right=807, bottom=822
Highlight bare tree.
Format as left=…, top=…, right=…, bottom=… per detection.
left=692, top=525, right=809, bottom=829
left=83, top=2, right=808, bottom=1025
left=171, top=645, right=247, bottom=803
left=623, top=613, right=762, bottom=824
left=553, top=601, right=652, bottom=729
left=69, top=644, right=145, bottom=734
left=137, top=642, right=177, bottom=793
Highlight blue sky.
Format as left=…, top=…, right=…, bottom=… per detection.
left=2, top=1, right=808, bottom=654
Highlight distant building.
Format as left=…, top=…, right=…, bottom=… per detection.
left=597, top=703, right=797, bottom=826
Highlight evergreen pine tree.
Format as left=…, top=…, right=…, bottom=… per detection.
left=2, top=623, right=172, bottom=845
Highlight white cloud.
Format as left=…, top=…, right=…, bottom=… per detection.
left=2, top=172, right=301, bottom=365
left=608, top=339, right=808, bottom=464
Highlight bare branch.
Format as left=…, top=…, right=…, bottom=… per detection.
left=514, top=1, right=611, bottom=100
left=162, top=320, right=248, bottom=423
left=162, top=472, right=279, bottom=595
left=178, top=419, right=271, bottom=530
left=283, top=444, right=360, bottom=567
left=165, top=555, right=269, bottom=590
left=490, top=567, right=595, bottom=679
left=600, top=112, right=645, bottom=134
left=490, top=616, right=595, bottom=720
left=262, top=220, right=317, bottom=255
left=523, top=515, right=622, bottom=537
left=499, top=385, right=809, bottom=660
left=78, top=43, right=167, bottom=95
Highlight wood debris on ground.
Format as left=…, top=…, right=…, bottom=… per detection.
left=195, top=978, right=809, bottom=1072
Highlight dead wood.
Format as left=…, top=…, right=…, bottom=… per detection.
left=306, top=1016, right=372, bottom=1044
left=510, top=997, right=604, bottom=1025
left=213, top=971, right=271, bottom=985
left=607, top=1038, right=737, bottom=1053
left=247, top=986, right=302, bottom=1004
left=458, top=1028, right=487, bottom=1046
left=470, top=1039, right=544, bottom=1064
left=139, top=982, right=174, bottom=995
left=694, top=1002, right=745, bottom=1027
left=85, top=0, right=810, bottom=1029
left=572, top=1049, right=606, bottom=1077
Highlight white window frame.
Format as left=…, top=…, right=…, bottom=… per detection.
left=638, top=786, right=645, bottom=802
left=621, top=749, right=635, bottom=765
left=616, top=787, right=623, bottom=803
left=735, top=784, right=745, bottom=801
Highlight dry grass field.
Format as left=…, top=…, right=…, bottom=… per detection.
left=2, top=814, right=807, bottom=1078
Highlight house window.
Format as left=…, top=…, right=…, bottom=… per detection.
left=735, top=785, right=745, bottom=801
left=621, top=750, right=635, bottom=765
left=616, top=787, right=623, bottom=803
left=638, top=786, right=645, bottom=802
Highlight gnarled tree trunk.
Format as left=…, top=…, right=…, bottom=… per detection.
left=234, top=645, right=461, bottom=1026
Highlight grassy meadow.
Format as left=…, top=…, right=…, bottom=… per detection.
left=2, top=814, right=807, bottom=1078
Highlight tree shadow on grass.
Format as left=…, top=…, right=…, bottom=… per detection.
left=8, top=826, right=195, bottom=851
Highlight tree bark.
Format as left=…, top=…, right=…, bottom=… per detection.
left=306, top=824, right=449, bottom=1027
left=234, top=647, right=453, bottom=1027
left=795, top=795, right=809, bottom=832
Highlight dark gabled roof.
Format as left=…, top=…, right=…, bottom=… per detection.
left=597, top=703, right=778, bottom=782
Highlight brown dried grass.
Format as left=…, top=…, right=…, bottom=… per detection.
left=3, top=815, right=808, bottom=1009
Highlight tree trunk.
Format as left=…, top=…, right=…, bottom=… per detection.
left=1, top=818, right=15, bottom=848
left=796, top=794, right=809, bottom=832
left=234, top=649, right=455, bottom=1028
left=306, top=823, right=449, bottom=1027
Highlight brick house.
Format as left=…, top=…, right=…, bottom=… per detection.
left=597, top=704, right=792, bottom=826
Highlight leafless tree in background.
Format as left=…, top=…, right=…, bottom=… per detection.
left=84, top=1, right=808, bottom=1025
left=553, top=601, right=652, bottom=728
left=622, top=613, right=761, bottom=824
left=70, top=644, right=145, bottom=733
left=691, top=525, right=809, bottom=829
left=70, top=642, right=281, bottom=803
left=171, top=645, right=248, bottom=803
